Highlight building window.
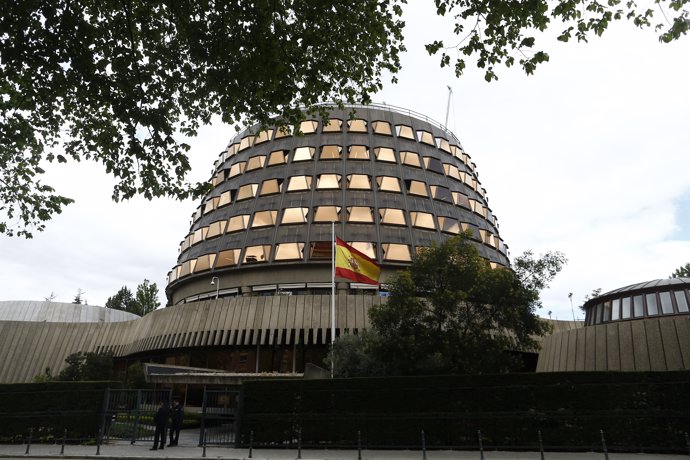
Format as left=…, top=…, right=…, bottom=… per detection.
left=438, top=216, right=460, bottom=234
left=275, top=242, right=305, bottom=261
left=430, top=185, right=453, bottom=202
left=236, top=183, right=258, bottom=201
left=309, top=241, right=332, bottom=259
left=193, top=254, right=217, bottom=273
left=287, top=175, right=312, bottom=192
left=377, top=176, right=401, bottom=193
left=395, top=124, right=415, bottom=140
left=348, top=145, right=370, bottom=160
left=633, top=295, right=644, bottom=317
left=406, top=180, right=428, bottom=197
left=322, top=119, right=342, bottom=132
left=238, top=135, right=254, bottom=151
left=646, top=293, right=659, bottom=316
left=206, top=220, right=227, bottom=239
left=347, top=206, right=374, bottom=223
left=382, top=243, right=411, bottom=261
left=316, top=174, right=341, bottom=190
left=218, top=191, right=232, bottom=208
left=216, top=249, right=241, bottom=268
left=178, top=259, right=197, bottom=278
left=417, top=130, right=434, bottom=145
left=227, top=215, right=250, bottom=233
left=254, top=129, right=273, bottom=144
left=320, top=145, right=342, bottom=160
left=243, top=245, right=270, bottom=264
left=372, top=120, right=392, bottom=135
left=268, top=150, right=288, bottom=166
left=228, top=161, right=247, bottom=178
left=246, top=155, right=266, bottom=171
left=259, top=179, right=283, bottom=196
left=611, top=298, right=620, bottom=320
left=274, top=125, right=293, bottom=138
left=436, top=137, right=451, bottom=152
left=374, top=147, right=396, bottom=163
left=293, top=146, right=315, bottom=162
left=424, top=157, right=444, bottom=174
left=453, top=192, right=470, bottom=208
left=444, top=163, right=461, bottom=181
left=410, top=211, right=435, bottom=230
left=621, top=297, right=631, bottom=319
left=313, top=206, right=341, bottom=222
left=346, top=174, right=372, bottom=190
left=192, top=227, right=208, bottom=245
left=347, top=119, right=368, bottom=132
left=226, top=143, right=240, bottom=159
left=659, top=291, right=674, bottom=314
left=379, top=208, right=406, bottom=226
left=349, top=242, right=377, bottom=259
left=674, top=290, right=689, bottom=312
left=251, top=210, right=278, bottom=228
left=400, top=151, right=421, bottom=168
left=281, top=207, right=309, bottom=224
left=300, top=120, right=318, bottom=134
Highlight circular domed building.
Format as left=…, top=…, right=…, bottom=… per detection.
left=166, top=104, right=509, bottom=305
left=537, top=278, right=690, bottom=372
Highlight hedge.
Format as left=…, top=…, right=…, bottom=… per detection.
left=0, top=381, right=120, bottom=443
left=237, top=371, right=690, bottom=452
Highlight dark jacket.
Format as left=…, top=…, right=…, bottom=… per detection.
left=153, top=404, right=170, bottom=427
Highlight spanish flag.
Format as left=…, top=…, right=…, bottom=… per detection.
left=335, top=237, right=381, bottom=285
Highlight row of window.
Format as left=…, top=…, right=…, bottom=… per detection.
left=210, top=147, right=483, bottom=196
left=180, top=208, right=504, bottom=253
left=587, top=290, right=690, bottom=325
left=195, top=176, right=495, bottom=226
left=216, top=119, right=476, bottom=175
left=169, top=241, right=503, bottom=284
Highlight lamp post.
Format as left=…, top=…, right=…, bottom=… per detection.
left=211, top=277, right=219, bottom=300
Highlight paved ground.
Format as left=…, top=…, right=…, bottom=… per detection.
left=1, top=430, right=687, bottom=460
left=1, top=441, right=688, bottom=460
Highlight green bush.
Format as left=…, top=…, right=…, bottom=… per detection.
left=237, top=371, right=690, bottom=452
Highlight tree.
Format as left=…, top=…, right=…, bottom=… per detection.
left=670, top=263, right=690, bottom=278
left=72, top=288, right=85, bottom=305
left=134, top=279, right=161, bottom=316
left=58, top=352, right=113, bottom=381
left=332, top=233, right=566, bottom=376
left=106, top=280, right=160, bottom=316
left=105, top=286, right=137, bottom=314
left=1, top=1, right=687, bottom=237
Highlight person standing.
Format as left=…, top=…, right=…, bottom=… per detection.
left=151, top=400, right=170, bottom=450
left=168, top=399, right=184, bottom=446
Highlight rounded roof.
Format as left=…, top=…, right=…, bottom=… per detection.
left=166, top=104, right=510, bottom=305
left=0, top=301, right=140, bottom=323
left=598, top=278, right=690, bottom=298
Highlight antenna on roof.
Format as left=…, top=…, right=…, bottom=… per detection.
left=444, top=86, right=453, bottom=128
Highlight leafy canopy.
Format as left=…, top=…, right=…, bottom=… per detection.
left=1, top=0, right=687, bottom=236
left=58, top=351, right=114, bottom=381
left=328, top=233, right=567, bottom=376
left=105, top=279, right=160, bottom=316
left=670, top=262, right=690, bottom=278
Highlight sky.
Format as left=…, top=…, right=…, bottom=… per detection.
left=1, top=4, right=689, bottom=321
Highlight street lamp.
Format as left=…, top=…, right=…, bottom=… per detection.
left=211, top=277, right=219, bottom=300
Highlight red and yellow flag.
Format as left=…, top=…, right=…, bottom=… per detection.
left=335, top=237, right=381, bottom=285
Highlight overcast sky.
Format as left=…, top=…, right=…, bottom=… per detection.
left=2, top=4, right=689, bottom=321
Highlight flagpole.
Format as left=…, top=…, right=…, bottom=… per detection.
left=331, top=221, right=336, bottom=378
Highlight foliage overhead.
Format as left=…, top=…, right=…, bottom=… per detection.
left=329, top=233, right=566, bottom=376
left=670, top=262, right=690, bottom=278
left=1, top=0, right=687, bottom=236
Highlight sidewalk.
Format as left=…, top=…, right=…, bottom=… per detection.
left=0, top=440, right=688, bottom=460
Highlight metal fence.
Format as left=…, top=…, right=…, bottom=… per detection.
left=199, top=388, right=240, bottom=446
left=101, top=389, right=172, bottom=444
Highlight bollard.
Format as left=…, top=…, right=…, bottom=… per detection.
left=478, top=430, right=485, bottom=460
left=96, top=427, right=102, bottom=456
left=60, top=429, right=67, bottom=455
left=248, top=430, right=253, bottom=458
left=685, top=432, right=690, bottom=456
left=538, top=430, right=545, bottom=460
left=25, top=427, right=33, bottom=455
left=600, top=429, right=609, bottom=460
left=202, top=428, right=207, bottom=458
left=421, top=429, right=427, bottom=460
left=297, top=427, right=302, bottom=460
left=357, top=430, right=362, bottom=460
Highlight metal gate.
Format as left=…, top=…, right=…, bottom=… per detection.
left=101, top=389, right=172, bottom=444
left=199, top=388, right=240, bottom=446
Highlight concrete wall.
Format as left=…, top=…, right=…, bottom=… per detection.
left=0, top=295, right=382, bottom=383
left=536, top=315, right=690, bottom=372
left=0, top=301, right=139, bottom=323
